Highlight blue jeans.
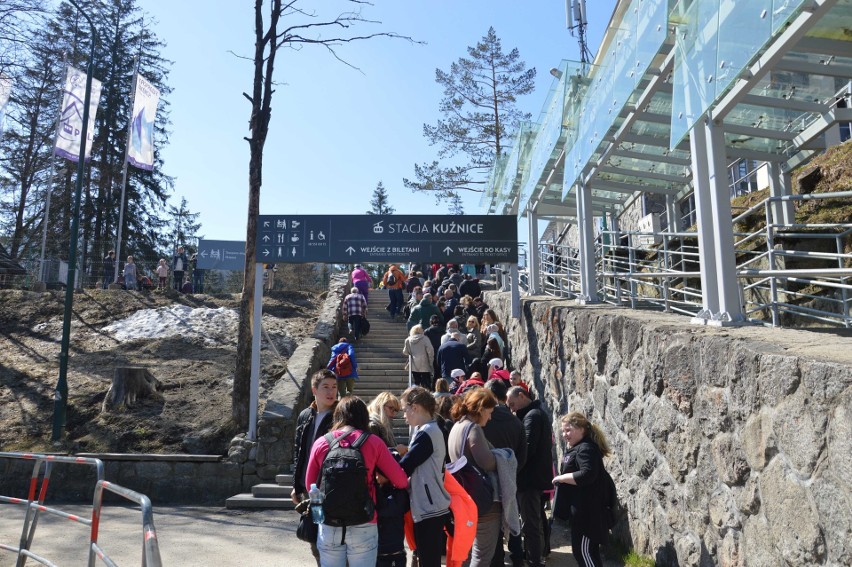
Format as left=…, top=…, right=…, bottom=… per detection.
left=318, top=523, right=378, bottom=567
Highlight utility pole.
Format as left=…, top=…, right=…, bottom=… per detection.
left=566, top=0, right=593, bottom=70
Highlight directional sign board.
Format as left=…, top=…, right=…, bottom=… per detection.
left=197, top=239, right=247, bottom=270
left=256, top=215, right=518, bottom=264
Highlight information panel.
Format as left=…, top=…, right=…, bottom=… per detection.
left=197, top=239, right=247, bottom=270
left=256, top=215, right=518, bottom=264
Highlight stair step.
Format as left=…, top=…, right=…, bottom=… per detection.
left=252, top=484, right=293, bottom=498
left=225, top=493, right=296, bottom=509
left=275, top=474, right=294, bottom=485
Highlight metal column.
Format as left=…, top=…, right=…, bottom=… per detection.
left=576, top=181, right=598, bottom=304
left=768, top=161, right=795, bottom=226
left=693, top=119, right=745, bottom=326
left=665, top=194, right=679, bottom=232
left=689, top=121, right=721, bottom=323
left=527, top=210, right=541, bottom=295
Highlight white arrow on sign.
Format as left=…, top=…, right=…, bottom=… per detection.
left=200, top=250, right=208, bottom=258
left=443, top=246, right=453, bottom=255
left=262, top=235, right=270, bottom=242
left=262, top=249, right=270, bottom=257
left=346, top=246, right=355, bottom=255
left=263, top=221, right=270, bottom=228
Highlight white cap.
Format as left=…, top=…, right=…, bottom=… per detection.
left=450, top=368, right=466, bottom=378
left=488, top=358, right=503, bottom=369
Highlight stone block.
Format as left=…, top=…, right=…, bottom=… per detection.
left=827, top=390, right=852, bottom=484
left=740, top=409, right=775, bottom=472
left=695, top=386, right=732, bottom=439
left=660, top=340, right=698, bottom=416
left=135, top=461, right=170, bottom=480
left=772, top=388, right=827, bottom=476
left=760, top=457, right=826, bottom=565
left=811, top=474, right=852, bottom=566
left=799, top=359, right=852, bottom=405
left=665, top=421, right=701, bottom=483
left=675, top=533, right=702, bottom=567
left=711, top=433, right=750, bottom=487
left=757, top=354, right=800, bottom=407
left=717, top=532, right=744, bottom=567
left=708, top=486, right=741, bottom=533
left=734, top=476, right=760, bottom=516
left=741, top=515, right=783, bottom=567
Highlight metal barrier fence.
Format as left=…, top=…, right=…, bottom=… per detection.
left=0, top=452, right=161, bottom=567
left=522, top=190, right=852, bottom=328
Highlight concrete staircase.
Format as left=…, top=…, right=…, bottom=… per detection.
left=226, top=288, right=411, bottom=509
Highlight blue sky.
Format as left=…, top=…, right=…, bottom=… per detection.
left=142, top=0, right=614, bottom=242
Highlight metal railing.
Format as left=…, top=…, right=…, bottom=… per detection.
left=523, top=191, right=852, bottom=328
left=0, top=452, right=162, bottom=567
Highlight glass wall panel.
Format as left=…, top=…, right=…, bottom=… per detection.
left=670, top=0, right=720, bottom=147
left=715, top=0, right=772, bottom=97
left=636, top=0, right=670, bottom=84
left=772, top=0, right=809, bottom=35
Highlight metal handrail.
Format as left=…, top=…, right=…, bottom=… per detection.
left=539, top=191, right=852, bottom=327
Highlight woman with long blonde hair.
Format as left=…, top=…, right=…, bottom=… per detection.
left=552, top=412, right=612, bottom=567
left=367, top=392, right=404, bottom=453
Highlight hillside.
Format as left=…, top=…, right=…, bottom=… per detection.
left=0, top=288, right=321, bottom=454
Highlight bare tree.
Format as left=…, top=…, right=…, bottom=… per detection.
left=233, top=0, right=417, bottom=429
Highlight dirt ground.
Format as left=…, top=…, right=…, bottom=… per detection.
left=0, top=287, right=321, bottom=455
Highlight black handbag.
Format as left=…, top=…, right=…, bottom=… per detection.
left=449, top=422, right=494, bottom=515
left=296, top=510, right=318, bottom=543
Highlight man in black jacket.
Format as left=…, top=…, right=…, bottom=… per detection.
left=484, top=379, right=527, bottom=567
left=291, top=369, right=338, bottom=564
left=423, top=315, right=443, bottom=381
left=459, top=273, right=481, bottom=298
left=507, top=386, right=553, bottom=567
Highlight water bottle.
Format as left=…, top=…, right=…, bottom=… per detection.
left=309, top=483, right=324, bottom=524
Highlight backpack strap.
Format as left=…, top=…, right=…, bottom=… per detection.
left=350, top=430, right=371, bottom=449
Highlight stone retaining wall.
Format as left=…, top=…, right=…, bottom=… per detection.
left=485, top=292, right=851, bottom=567
left=226, top=273, right=350, bottom=489
left=0, top=454, right=240, bottom=504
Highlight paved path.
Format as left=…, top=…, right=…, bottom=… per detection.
left=0, top=503, right=626, bottom=566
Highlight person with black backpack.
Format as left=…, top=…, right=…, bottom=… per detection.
left=551, top=412, right=614, bottom=567
left=304, top=396, right=408, bottom=567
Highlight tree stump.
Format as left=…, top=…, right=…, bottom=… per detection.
left=101, top=367, right=164, bottom=412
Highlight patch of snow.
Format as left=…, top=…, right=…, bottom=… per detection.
left=102, top=305, right=239, bottom=345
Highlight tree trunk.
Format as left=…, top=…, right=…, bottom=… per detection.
left=101, top=366, right=163, bottom=412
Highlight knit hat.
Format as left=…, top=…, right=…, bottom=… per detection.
left=450, top=368, right=466, bottom=379
left=488, top=358, right=503, bottom=369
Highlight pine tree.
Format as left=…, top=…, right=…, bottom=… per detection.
left=366, top=181, right=395, bottom=215
left=165, top=196, right=202, bottom=252
left=404, top=27, right=535, bottom=214
left=0, top=20, right=63, bottom=259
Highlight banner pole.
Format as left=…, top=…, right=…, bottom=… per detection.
left=114, top=59, right=139, bottom=283
left=38, top=59, right=70, bottom=283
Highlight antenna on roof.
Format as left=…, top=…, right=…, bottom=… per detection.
left=565, top=0, right=593, bottom=70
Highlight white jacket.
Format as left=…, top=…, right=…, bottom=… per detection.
left=403, top=333, right=435, bottom=374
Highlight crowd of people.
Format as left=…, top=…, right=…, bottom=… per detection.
left=289, top=263, right=616, bottom=567
left=100, top=245, right=205, bottom=293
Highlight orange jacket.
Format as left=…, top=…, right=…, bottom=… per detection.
left=403, top=471, right=477, bottom=567
left=383, top=266, right=406, bottom=289
left=444, top=469, right=478, bottom=566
